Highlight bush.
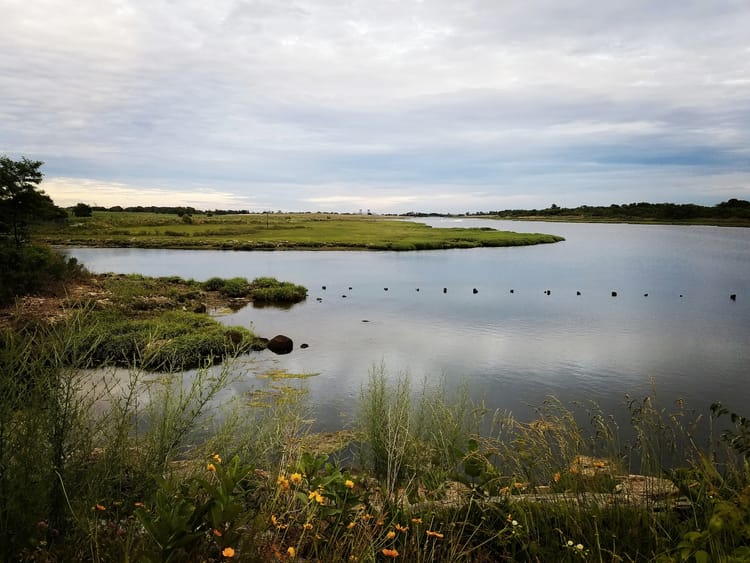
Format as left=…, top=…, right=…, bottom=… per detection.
left=0, top=243, right=87, bottom=306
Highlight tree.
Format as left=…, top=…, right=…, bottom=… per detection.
left=0, top=155, right=65, bottom=245
left=72, top=202, right=93, bottom=217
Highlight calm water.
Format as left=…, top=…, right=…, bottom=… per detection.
left=65, top=220, right=750, bottom=430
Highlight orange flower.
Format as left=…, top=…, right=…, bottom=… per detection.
left=554, top=472, right=561, bottom=483
left=386, top=531, right=396, bottom=539
left=347, top=521, right=356, bottom=529
left=94, top=504, right=106, bottom=511
left=134, top=502, right=145, bottom=508
left=207, top=463, right=217, bottom=473
left=395, top=523, right=408, bottom=533
left=287, top=546, right=296, bottom=558
left=213, top=528, right=223, bottom=537
left=411, top=517, right=422, bottom=524
left=345, top=479, right=355, bottom=489
left=222, top=546, right=235, bottom=558
left=426, top=530, right=444, bottom=539
left=290, top=472, right=303, bottom=485
left=382, top=548, right=399, bottom=558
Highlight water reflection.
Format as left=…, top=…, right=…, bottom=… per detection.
left=65, top=221, right=750, bottom=431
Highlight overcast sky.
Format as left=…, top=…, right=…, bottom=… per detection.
left=2, top=1, right=749, bottom=213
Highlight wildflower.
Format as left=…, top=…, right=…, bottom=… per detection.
left=290, top=472, right=303, bottom=485
left=222, top=546, right=235, bottom=558
left=499, top=486, right=510, bottom=494
left=576, top=544, right=584, bottom=551
left=382, top=548, right=399, bottom=558
left=395, top=523, right=408, bottom=533
left=410, top=517, right=422, bottom=524
left=287, top=546, right=296, bottom=558
left=94, top=504, right=106, bottom=511
left=512, top=520, right=519, bottom=527
left=303, top=523, right=313, bottom=530
left=213, top=528, right=223, bottom=537
left=207, top=463, right=216, bottom=473
left=513, top=482, right=525, bottom=489
left=271, top=515, right=287, bottom=529
left=345, top=479, right=355, bottom=489
left=554, top=472, right=561, bottom=483
left=426, top=530, right=444, bottom=539
left=308, top=490, right=324, bottom=504
left=347, top=521, right=356, bottom=529
left=134, top=502, right=145, bottom=508
left=212, top=453, right=222, bottom=464
left=567, top=540, right=574, bottom=547
left=277, top=476, right=290, bottom=491
left=386, top=531, right=396, bottom=539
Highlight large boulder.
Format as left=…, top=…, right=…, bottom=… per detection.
left=267, top=334, right=293, bottom=355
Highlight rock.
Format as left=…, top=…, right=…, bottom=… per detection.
left=384, top=287, right=388, bottom=291
left=300, top=343, right=309, bottom=349
left=510, top=289, right=514, bottom=294
left=730, top=293, right=737, bottom=301
left=611, top=291, right=618, bottom=297
left=193, top=302, right=207, bottom=313
left=616, top=475, right=679, bottom=500
left=473, top=288, right=478, bottom=294
left=322, top=285, right=326, bottom=290
left=443, top=287, right=447, bottom=293
left=224, top=330, right=243, bottom=345
left=576, top=291, right=581, bottom=296
left=267, top=334, right=293, bottom=355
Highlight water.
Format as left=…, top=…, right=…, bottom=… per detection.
left=64, top=220, right=750, bottom=430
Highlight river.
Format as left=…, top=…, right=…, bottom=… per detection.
left=64, top=219, right=750, bottom=431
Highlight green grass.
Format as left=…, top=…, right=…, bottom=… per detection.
left=35, top=211, right=564, bottom=250
left=2, top=327, right=750, bottom=561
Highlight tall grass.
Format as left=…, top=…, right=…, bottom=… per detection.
left=2, top=319, right=750, bottom=561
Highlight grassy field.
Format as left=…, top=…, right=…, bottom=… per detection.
left=35, top=211, right=564, bottom=250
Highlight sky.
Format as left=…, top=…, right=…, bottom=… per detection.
left=2, top=0, right=750, bottom=214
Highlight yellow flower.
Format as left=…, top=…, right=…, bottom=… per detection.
left=303, top=523, right=313, bottom=530
left=386, top=531, right=396, bottom=539
left=347, top=521, right=356, bottom=529
left=554, top=471, right=561, bottom=482
left=344, top=479, right=355, bottom=489
left=222, top=546, right=235, bottom=558
left=277, top=475, right=290, bottom=491
left=308, top=490, right=324, bottom=504
left=426, top=530, right=444, bottom=539
left=287, top=546, right=296, bottom=558
left=382, top=548, right=399, bottom=558
left=290, top=472, right=303, bottom=485
left=212, top=453, right=222, bottom=464
left=395, top=523, right=408, bottom=533
left=207, top=463, right=216, bottom=473
left=411, top=517, right=422, bottom=524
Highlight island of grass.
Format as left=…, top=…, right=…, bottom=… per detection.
left=35, top=211, right=564, bottom=250
left=2, top=272, right=307, bottom=372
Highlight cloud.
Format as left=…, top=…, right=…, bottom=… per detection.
left=1, top=0, right=749, bottom=212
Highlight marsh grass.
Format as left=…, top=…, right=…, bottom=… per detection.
left=35, top=211, right=564, bottom=250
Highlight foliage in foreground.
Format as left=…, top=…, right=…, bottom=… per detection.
left=1, top=322, right=750, bottom=561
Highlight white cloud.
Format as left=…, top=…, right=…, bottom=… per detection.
left=1, top=0, right=749, bottom=212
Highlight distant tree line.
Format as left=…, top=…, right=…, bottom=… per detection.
left=397, top=200, right=750, bottom=222
left=79, top=205, right=252, bottom=216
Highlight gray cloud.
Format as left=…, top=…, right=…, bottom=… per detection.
left=1, top=0, right=749, bottom=212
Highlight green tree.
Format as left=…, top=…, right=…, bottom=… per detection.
left=72, top=202, right=93, bottom=217
left=0, top=155, right=65, bottom=246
